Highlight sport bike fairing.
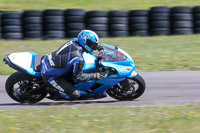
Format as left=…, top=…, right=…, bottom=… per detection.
left=100, top=43, right=136, bottom=78
left=5, top=52, right=41, bottom=77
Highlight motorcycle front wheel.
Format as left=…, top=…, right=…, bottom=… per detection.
left=5, top=72, right=47, bottom=104
left=106, top=74, right=146, bottom=101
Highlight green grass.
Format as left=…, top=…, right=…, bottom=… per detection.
left=0, top=0, right=199, bottom=11
left=1, top=35, right=200, bottom=75
left=0, top=104, right=200, bottom=133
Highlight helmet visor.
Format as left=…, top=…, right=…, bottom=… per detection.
left=86, top=39, right=98, bottom=50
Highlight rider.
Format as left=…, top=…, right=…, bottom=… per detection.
left=41, top=30, right=104, bottom=100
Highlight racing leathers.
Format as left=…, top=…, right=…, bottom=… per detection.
left=41, top=38, right=102, bottom=100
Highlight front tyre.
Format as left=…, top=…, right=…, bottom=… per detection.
left=5, top=72, right=47, bottom=104
left=106, top=74, right=146, bottom=101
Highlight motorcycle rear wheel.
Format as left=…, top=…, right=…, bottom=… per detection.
left=106, top=74, right=146, bottom=101
left=5, top=72, right=47, bottom=104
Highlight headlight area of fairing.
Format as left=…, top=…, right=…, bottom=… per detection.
left=101, top=58, right=135, bottom=78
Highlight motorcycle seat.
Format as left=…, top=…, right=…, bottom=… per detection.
left=34, top=54, right=43, bottom=72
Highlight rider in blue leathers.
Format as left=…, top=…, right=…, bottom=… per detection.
left=41, top=30, right=104, bottom=100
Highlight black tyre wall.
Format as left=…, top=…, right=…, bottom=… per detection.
left=43, top=9, right=65, bottom=39
left=0, top=6, right=200, bottom=39
left=23, top=10, right=43, bottom=39
left=0, top=13, right=2, bottom=39
left=2, top=12, right=23, bottom=39
left=171, top=6, right=193, bottom=35
left=43, top=9, right=64, bottom=16
left=150, top=6, right=170, bottom=13
left=65, top=9, right=85, bottom=16
left=65, top=23, right=85, bottom=30
left=2, top=12, right=22, bottom=19
left=129, top=10, right=149, bottom=16
left=86, top=10, right=109, bottom=38
left=149, top=6, right=170, bottom=35
left=129, top=9, right=149, bottom=36
left=193, top=6, right=200, bottom=33
left=109, top=10, right=129, bottom=37
left=23, top=10, right=43, bottom=17
left=171, top=6, right=192, bottom=13
left=65, top=9, right=86, bottom=38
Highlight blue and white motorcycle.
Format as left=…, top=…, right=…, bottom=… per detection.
left=3, top=43, right=146, bottom=104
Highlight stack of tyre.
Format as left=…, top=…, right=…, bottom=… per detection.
left=171, top=6, right=193, bottom=35
left=2, top=12, right=23, bottom=39
left=0, top=12, right=2, bottom=38
left=109, top=10, right=129, bottom=37
left=149, top=6, right=170, bottom=35
left=43, top=9, right=65, bottom=39
left=193, top=6, right=200, bottom=33
left=129, top=10, right=149, bottom=36
left=23, top=10, right=43, bottom=39
left=85, top=10, right=108, bottom=38
left=65, top=9, right=86, bottom=38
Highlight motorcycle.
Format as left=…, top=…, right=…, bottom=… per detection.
left=3, top=43, right=146, bottom=104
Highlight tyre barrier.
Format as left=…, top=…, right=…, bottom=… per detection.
left=86, top=10, right=108, bottom=38
left=149, top=6, right=170, bottom=35
left=109, top=10, right=129, bottom=37
left=129, top=9, right=149, bottom=36
left=0, top=12, right=2, bottom=39
left=2, top=12, right=23, bottom=39
left=171, top=6, right=193, bottom=35
left=23, top=10, right=43, bottom=39
left=193, top=6, right=200, bottom=33
left=65, top=9, right=86, bottom=38
left=43, top=9, right=65, bottom=39
left=0, top=6, right=200, bottom=40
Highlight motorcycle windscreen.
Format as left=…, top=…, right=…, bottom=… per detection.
left=101, top=43, right=135, bottom=77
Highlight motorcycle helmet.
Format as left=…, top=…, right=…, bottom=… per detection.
left=78, top=30, right=99, bottom=54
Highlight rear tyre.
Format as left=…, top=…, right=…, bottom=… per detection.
left=5, top=72, right=47, bottom=104
left=106, top=74, right=146, bottom=101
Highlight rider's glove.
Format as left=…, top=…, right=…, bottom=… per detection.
left=95, top=73, right=101, bottom=80
left=97, top=44, right=104, bottom=52
left=90, top=73, right=101, bottom=80
left=91, top=72, right=108, bottom=80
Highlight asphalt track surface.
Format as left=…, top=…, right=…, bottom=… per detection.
left=0, top=71, right=200, bottom=109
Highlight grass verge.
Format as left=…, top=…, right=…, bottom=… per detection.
left=0, top=104, right=200, bottom=133
left=0, top=0, right=199, bottom=11
left=1, top=35, right=200, bottom=75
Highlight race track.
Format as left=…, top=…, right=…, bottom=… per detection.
left=0, top=71, right=200, bottom=109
